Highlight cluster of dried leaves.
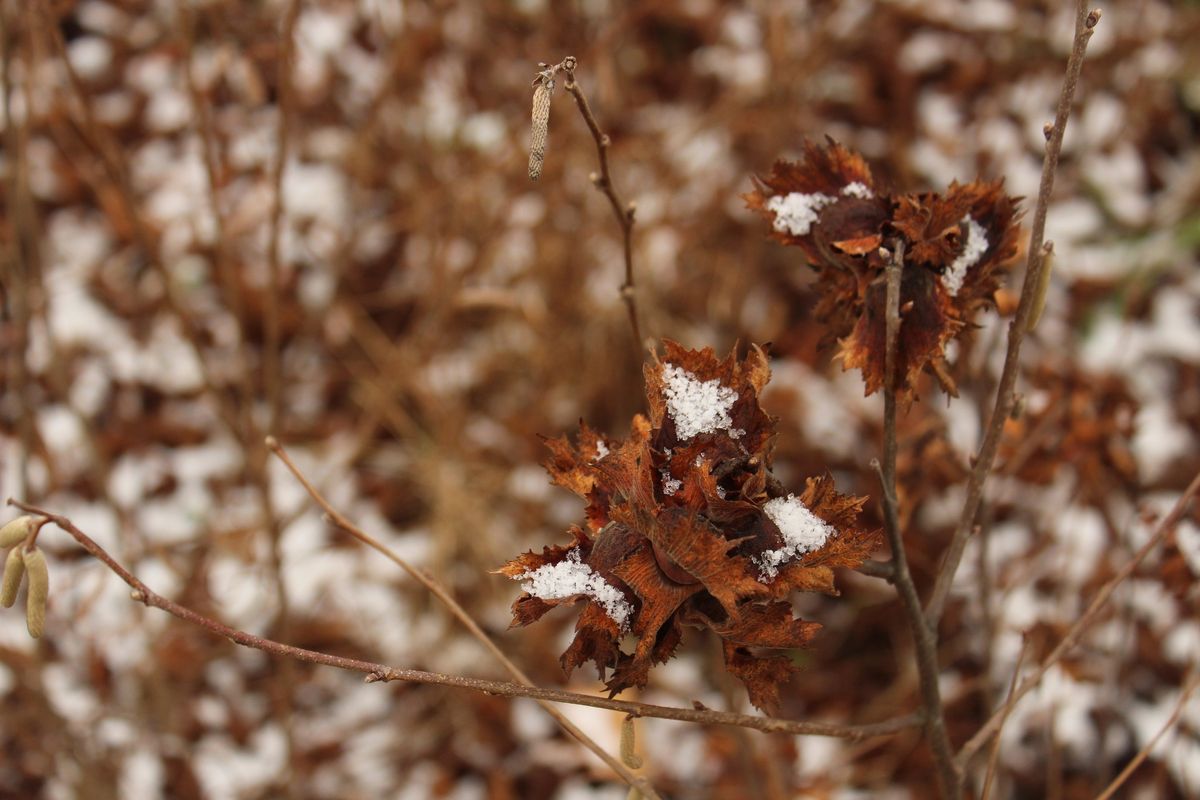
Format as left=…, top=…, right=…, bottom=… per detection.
left=745, top=139, right=1020, bottom=398
left=500, top=341, right=879, bottom=712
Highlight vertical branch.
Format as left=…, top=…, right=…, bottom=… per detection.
left=264, top=0, right=301, bottom=437
left=877, top=243, right=960, bottom=798
left=0, top=1, right=36, bottom=499
left=925, top=2, right=1102, bottom=628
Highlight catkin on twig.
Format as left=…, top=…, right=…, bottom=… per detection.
left=23, top=547, right=49, bottom=638
left=1, top=546, right=25, bottom=608
left=620, top=714, right=644, bottom=769
left=1025, top=242, right=1055, bottom=332
left=529, top=78, right=553, bottom=181
left=0, top=515, right=35, bottom=548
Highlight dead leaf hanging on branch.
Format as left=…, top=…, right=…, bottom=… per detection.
left=498, top=340, right=880, bottom=713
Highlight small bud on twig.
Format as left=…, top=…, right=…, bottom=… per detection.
left=1, top=546, right=25, bottom=608
left=1086, top=8, right=1102, bottom=28
left=1043, top=122, right=1054, bottom=141
left=0, top=515, right=37, bottom=548
left=23, top=547, right=49, bottom=638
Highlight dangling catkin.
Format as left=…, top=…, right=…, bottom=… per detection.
left=1026, top=243, right=1054, bottom=332
left=0, top=515, right=35, bottom=548
left=23, top=547, right=48, bottom=639
left=620, top=714, right=644, bottom=769
left=528, top=79, right=553, bottom=181
left=1, top=546, right=24, bottom=608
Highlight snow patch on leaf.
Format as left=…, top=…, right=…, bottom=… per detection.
left=661, top=364, right=739, bottom=440
left=942, top=215, right=988, bottom=296
left=755, top=495, right=837, bottom=581
left=517, top=548, right=634, bottom=632
left=765, top=192, right=834, bottom=237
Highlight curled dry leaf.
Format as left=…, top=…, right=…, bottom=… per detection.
left=745, top=139, right=1021, bottom=397
left=498, top=340, right=880, bottom=713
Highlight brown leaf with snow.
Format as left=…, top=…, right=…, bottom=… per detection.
left=500, top=341, right=877, bottom=711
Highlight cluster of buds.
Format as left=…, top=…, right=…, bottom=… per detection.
left=498, top=342, right=879, bottom=713
left=745, top=139, right=1021, bottom=397
left=1, top=516, right=51, bottom=639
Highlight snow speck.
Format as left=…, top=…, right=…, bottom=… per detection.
left=766, top=192, right=834, bottom=237
left=660, top=469, right=682, bottom=497
left=517, top=548, right=633, bottom=632
left=593, top=440, right=610, bottom=460
left=942, top=215, right=988, bottom=296
left=841, top=181, right=874, bottom=199
left=662, top=364, right=738, bottom=440
left=754, top=494, right=836, bottom=580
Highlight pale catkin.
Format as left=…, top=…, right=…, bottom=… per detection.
left=1026, top=245, right=1054, bottom=332
left=528, top=80, right=552, bottom=181
left=620, top=715, right=644, bottom=769
left=1, top=547, right=24, bottom=608
left=23, top=547, right=48, bottom=639
left=0, top=515, right=35, bottom=548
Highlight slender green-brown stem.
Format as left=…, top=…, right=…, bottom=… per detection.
left=1094, top=669, right=1199, bottom=800
left=925, top=2, right=1103, bottom=628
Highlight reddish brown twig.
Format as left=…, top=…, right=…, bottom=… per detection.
left=556, top=58, right=644, bottom=351
left=955, top=470, right=1200, bottom=768
left=877, top=243, right=960, bottom=798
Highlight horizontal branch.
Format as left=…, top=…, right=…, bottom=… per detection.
left=6, top=497, right=922, bottom=743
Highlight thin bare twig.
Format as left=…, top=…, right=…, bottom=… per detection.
left=262, top=440, right=660, bottom=799
left=925, top=3, right=1103, bottom=628
left=551, top=57, right=643, bottom=350
left=877, top=244, right=960, bottom=798
left=980, top=636, right=1028, bottom=800
left=955, top=470, right=1200, bottom=768
left=1095, top=669, right=1200, bottom=800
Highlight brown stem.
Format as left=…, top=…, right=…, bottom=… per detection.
left=925, top=2, right=1103, bottom=629
left=5, top=499, right=919, bottom=744
left=955, top=470, right=1200, bottom=768
left=1094, top=669, right=1199, bottom=800
left=559, top=60, right=644, bottom=351
left=877, top=244, right=960, bottom=798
